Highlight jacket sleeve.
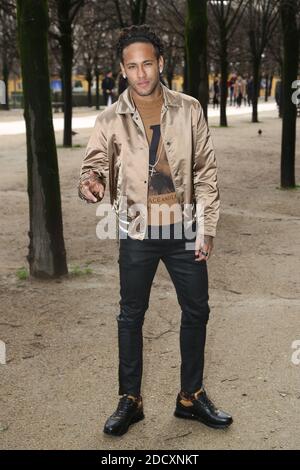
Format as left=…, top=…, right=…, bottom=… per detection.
left=78, top=114, right=109, bottom=192
left=193, top=101, right=220, bottom=238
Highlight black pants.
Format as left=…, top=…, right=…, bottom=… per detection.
left=117, top=223, right=210, bottom=396
left=103, top=91, right=113, bottom=105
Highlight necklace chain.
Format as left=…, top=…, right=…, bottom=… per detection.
left=149, top=139, right=163, bottom=177
left=129, top=88, right=164, bottom=178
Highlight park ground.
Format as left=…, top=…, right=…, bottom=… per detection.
left=0, top=102, right=299, bottom=450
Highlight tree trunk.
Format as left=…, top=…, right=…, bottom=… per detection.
left=61, top=38, right=73, bottom=146
left=220, top=51, right=228, bottom=126
left=185, top=0, right=209, bottom=118
left=58, top=2, right=73, bottom=147
left=95, top=68, right=100, bottom=110
left=279, top=77, right=283, bottom=118
left=166, top=68, right=173, bottom=90
left=269, top=75, right=273, bottom=98
left=60, top=67, right=64, bottom=106
left=2, top=61, right=9, bottom=110
left=265, top=74, right=269, bottom=102
left=280, top=0, right=298, bottom=188
left=17, top=0, right=68, bottom=278
left=131, top=0, right=147, bottom=24
left=251, top=60, right=260, bottom=123
left=86, top=68, right=92, bottom=107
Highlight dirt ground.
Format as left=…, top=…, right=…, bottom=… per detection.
left=0, top=104, right=299, bottom=450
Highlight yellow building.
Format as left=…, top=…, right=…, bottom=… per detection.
left=5, top=73, right=278, bottom=102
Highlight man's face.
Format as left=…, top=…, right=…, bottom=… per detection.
left=120, top=42, right=163, bottom=96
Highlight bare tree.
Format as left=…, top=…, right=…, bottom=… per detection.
left=208, top=0, right=249, bottom=126
left=74, top=0, right=115, bottom=108
left=114, top=0, right=148, bottom=26
left=0, top=0, right=17, bottom=110
left=0, top=0, right=16, bottom=15
left=150, top=0, right=185, bottom=90
left=247, top=0, right=280, bottom=122
left=163, top=33, right=183, bottom=89
left=49, top=0, right=85, bottom=147
left=268, top=23, right=284, bottom=69
left=17, top=0, right=68, bottom=278
left=185, top=0, right=209, bottom=117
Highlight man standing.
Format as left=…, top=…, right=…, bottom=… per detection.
left=101, top=70, right=115, bottom=106
left=78, top=25, right=233, bottom=437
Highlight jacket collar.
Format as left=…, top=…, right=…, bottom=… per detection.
left=115, top=82, right=182, bottom=114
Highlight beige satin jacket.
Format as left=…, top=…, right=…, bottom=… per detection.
left=78, top=82, right=220, bottom=240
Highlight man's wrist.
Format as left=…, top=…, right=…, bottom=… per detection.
left=79, top=170, right=105, bottom=187
left=78, top=170, right=105, bottom=201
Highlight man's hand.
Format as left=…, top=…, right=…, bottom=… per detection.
left=195, top=235, right=214, bottom=262
left=79, top=170, right=105, bottom=203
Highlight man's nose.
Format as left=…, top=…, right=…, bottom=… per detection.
left=137, top=66, right=146, bottom=79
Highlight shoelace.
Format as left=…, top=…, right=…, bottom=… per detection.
left=113, top=396, right=139, bottom=418
left=197, top=390, right=217, bottom=412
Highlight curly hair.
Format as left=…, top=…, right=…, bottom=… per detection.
left=116, top=24, right=164, bottom=63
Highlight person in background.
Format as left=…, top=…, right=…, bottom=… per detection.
left=213, top=77, right=220, bottom=109
left=247, top=76, right=254, bottom=107
left=275, top=79, right=282, bottom=117
left=118, top=72, right=128, bottom=96
left=234, top=76, right=243, bottom=107
left=229, top=74, right=236, bottom=106
left=101, top=71, right=115, bottom=106
left=242, top=76, right=248, bottom=106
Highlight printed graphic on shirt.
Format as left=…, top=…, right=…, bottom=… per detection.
left=147, top=123, right=182, bottom=225
left=148, top=124, right=175, bottom=195
left=131, top=88, right=182, bottom=226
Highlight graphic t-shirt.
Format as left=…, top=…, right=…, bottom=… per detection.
left=131, top=88, right=182, bottom=226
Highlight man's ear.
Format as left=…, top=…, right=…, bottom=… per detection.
left=158, top=56, right=164, bottom=73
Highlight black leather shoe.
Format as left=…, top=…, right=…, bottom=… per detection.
left=103, top=395, right=144, bottom=436
left=174, top=388, right=233, bottom=429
